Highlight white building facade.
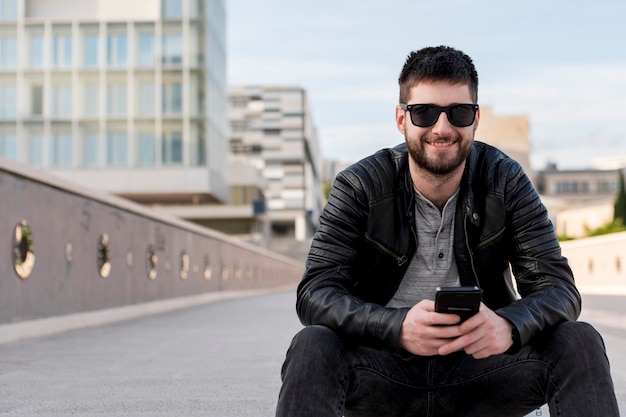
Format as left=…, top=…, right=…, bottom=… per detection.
left=228, top=86, right=324, bottom=247
left=0, top=0, right=229, bottom=204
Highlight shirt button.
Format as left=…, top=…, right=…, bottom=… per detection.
left=438, top=253, right=444, bottom=259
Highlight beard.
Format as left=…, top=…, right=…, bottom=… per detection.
left=406, top=133, right=473, bottom=176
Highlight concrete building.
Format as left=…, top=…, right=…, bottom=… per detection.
left=535, top=166, right=623, bottom=238
left=536, top=166, right=621, bottom=201
left=475, top=106, right=531, bottom=176
left=0, top=0, right=229, bottom=204
left=227, top=86, right=324, bottom=257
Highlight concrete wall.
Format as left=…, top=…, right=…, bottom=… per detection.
left=0, top=157, right=303, bottom=326
left=555, top=202, right=614, bottom=238
left=561, top=231, right=626, bottom=293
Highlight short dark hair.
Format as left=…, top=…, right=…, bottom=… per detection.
left=398, top=46, right=478, bottom=104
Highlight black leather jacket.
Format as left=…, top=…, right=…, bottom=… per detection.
left=297, top=141, right=581, bottom=351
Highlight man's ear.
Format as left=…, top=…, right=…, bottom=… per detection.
left=396, top=105, right=406, bottom=135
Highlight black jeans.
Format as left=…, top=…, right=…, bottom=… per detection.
left=276, top=322, right=619, bottom=417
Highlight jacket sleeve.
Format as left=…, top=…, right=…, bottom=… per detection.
left=296, top=169, right=409, bottom=350
left=495, top=160, right=581, bottom=349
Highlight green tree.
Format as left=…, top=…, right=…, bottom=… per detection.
left=615, top=170, right=626, bottom=222
left=322, top=181, right=332, bottom=202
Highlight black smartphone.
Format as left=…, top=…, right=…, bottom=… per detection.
left=435, top=286, right=483, bottom=323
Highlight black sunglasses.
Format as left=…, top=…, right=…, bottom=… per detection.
left=400, top=103, right=479, bottom=127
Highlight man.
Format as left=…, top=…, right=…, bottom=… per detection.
left=275, top=46, right=619, bottom=416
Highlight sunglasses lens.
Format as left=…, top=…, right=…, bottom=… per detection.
left=449, top=105, right=477, bottom=127
left=410, top=105, right=439, bottom=127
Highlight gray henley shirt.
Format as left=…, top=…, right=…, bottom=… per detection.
left=385, top=187, right=461, bottom=308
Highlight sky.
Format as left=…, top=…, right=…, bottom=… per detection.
left=226, top=0, right=626, bottom=171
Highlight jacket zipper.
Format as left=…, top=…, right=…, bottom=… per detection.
left=475, top=226, right=506, bottom=250
left=464, top=216, right=481, bottom=287
left=365, top=234, right=408, bottom=266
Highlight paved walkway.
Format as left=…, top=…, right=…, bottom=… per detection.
left=0, top=290, right=624, bottom=416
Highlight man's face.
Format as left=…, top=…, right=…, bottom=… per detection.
left=396, top=81, right=479, bottom=176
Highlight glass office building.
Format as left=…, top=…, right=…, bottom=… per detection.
left=0, top=0, right=229, bottom=203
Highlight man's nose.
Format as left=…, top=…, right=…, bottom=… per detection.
left=431, top=111, right=454, bottom=135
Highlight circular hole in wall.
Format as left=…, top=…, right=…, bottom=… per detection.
left=14, top=220, right=35, bottom=279
left=65, top=241, right=73, bottom=263
left=180, top=252, right=189, bottom=280
left=97, top=233, right=111, bottom=278
left=146, top=246, right=158, bottom=280
left=203, top=256, right=212, bottom=280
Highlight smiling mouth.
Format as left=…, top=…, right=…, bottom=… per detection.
left=427, top=139, right=457, bottom=148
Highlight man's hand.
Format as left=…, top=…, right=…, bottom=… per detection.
left=399, top=300, right=463, bottom=356
left=399, top=301, right=514, bottom=359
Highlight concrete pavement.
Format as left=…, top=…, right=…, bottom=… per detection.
left=0, top=290, right=624, bottom=416
left=0, top=290, right=303, bottom=416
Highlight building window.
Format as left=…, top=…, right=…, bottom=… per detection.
left=29, top=35, right=44, bottom=69
left=106, top=132, right=127, bottom=166
left=107, top=83, right=127, bottom=116
left=51, top=84, right=72, bottom=117
left=0, top=0, right=17, bottom=21
left=599, top=181, right=615, bottom=193
left=28, top=134, right=44, bottom=166
left=0, top=36, right=17, bottom=69
left=231, top=121, right=246, bottom=133
left=0, top=133, right=16, bottom=159
left=579, top=182, right=588, bottom=193
left=162, top=82, right=182, bottom=114
left=162, top=32, right=182, bottom=65
left=162, top=0, right=183, bottom=19
left=82, top=132, right=99, bottom=166
left=50, top=133, right=72, bottom=167
left=107, top=32, right=127, bottom=67
left=30, top=85, right=43, bottom=116
left=84, top=34, right=99, bottom=68
left=137, top=83, right=155, bottom=116
left=137, top=132, right=155, bottom=166
left=190, top=130, right=205, bottom=166
left=84, top=83, right=99, bottom=116
left=51, top=33, right=72, bottom=69
left=137, top=33, right=155, bottom=67
left=0, top=85, right=16, bottom=118
left=162, top=131, right=182, bottom=165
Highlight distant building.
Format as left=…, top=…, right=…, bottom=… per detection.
left=536, top=165, right=623, bottom=237
left=227, top=86, right=324, bottom=257
left=0, top=0, right=229, bottom=205
left=322, top=158, right=351, bottom=186
left=536, top=166, right=621, bottom=201
left=475, top=106, right=531, bottom=176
